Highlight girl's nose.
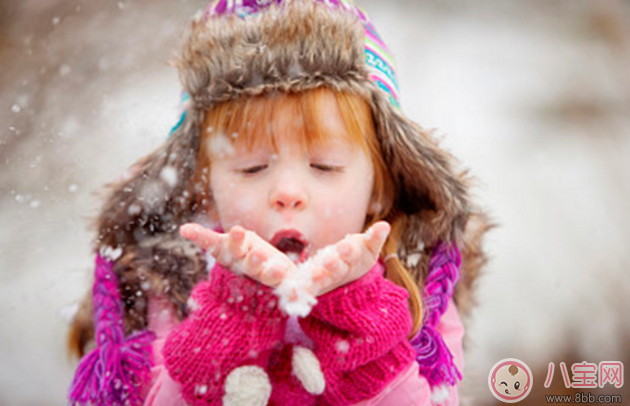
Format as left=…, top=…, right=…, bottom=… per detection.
left=270, top=182, right=308, bottom=211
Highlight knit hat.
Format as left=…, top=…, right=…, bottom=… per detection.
left=69, top=0, right=490, bottom=403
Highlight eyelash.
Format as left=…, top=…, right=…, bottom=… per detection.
left=311, top=163, right=342, bottom=172
left=240, top=165, right=268, bottom=174
left=239, top=163, right=342, bottom=174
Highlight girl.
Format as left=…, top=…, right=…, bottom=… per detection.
left=68, top=1, right=489, bottom=405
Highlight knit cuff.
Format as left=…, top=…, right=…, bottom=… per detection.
left=299, top=262, right=416, bottom=405
left=193, top=263, right=284, bottom=318
left=312, top=262, right=382, bottom=315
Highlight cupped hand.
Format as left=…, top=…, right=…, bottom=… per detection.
left=179, top=223, right=296, bottom=288
left=180, top=221, right=390, bottom=303
left=310, top=221, right=390, bottom=296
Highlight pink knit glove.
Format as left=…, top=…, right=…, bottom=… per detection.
left=299, top=262, right=416, bottom=406
left=163, top=263, right=287, bottom=406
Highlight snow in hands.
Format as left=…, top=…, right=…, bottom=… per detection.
left=179, top=222, right=390, bottom=318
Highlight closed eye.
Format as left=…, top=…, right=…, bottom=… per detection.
left=239, top=164, right=268, bottom=174
left=310, top=163, right=342, bottom=172
left=500, top=382, right=508, bottom=386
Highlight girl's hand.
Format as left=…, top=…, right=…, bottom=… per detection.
left=179, top=223, right=296, bottom=288
left=310, top=221, right=390, bottom=297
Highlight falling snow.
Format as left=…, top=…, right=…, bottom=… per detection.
left=58, top=302, right=79, bottom=322
left=160, top=166, right=178, bottom=188
left=128, top=203, right=141, bottom=215
left=59, top=65, right=71, bottom=76
left=100, top=246, right=123, bottom=261
left=207, top=133, right=236, bottom=158
left=335, top=339, right=350, bottom=354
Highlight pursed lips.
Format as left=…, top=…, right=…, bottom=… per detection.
left=269, top=229, right=310, bottom=262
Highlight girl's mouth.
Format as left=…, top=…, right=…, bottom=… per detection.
left=270, top=229, right=309, bottom=263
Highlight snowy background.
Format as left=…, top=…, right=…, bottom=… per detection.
left=1, top=0, right=629, bottom=405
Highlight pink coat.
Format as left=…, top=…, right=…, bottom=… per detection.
left=143, top=264, right=464, bottom=406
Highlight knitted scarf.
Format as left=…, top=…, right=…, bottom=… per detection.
left=411, top=241, right=463, bottom=388
left=68, top=254, right=155, bottom=406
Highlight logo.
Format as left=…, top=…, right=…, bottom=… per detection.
left=488, top=358, right=533, bottom=403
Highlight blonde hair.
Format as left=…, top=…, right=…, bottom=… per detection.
left=198, top=87, right=423, bottom=335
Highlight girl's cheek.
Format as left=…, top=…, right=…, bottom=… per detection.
left=234, top=195, right=258, bottom=213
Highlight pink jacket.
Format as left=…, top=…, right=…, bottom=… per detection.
left=143, top=264, right=464, bottom=406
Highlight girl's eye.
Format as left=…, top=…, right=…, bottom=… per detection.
left=310, top=163, right=341, bottom=172
left=240, top=165, right=267, bottom=174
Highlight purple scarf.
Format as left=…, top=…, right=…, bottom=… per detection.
left=410, top=241, right=463, bottom=388
left=68, top=254, right=155, bottom=406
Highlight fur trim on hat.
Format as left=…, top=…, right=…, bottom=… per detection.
left=178, top=1, right=370, bottom=107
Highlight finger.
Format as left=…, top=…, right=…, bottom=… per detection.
left=324, top=256, right=347, bottom=277
left=180, top=223, right=222, bottom=254
left=336, top=239, right=360, bottom=265
left=312, top=256, right=339, bottom=282
left=226, top=226, right=249, bottom=261
left=260, top=257, right=291, bottom=287
left=311, top=258, right=349, bottom=296
left=312, top=264, right=331, bottom=282
left=241, top=248, right=267, bottom=278
left=363, top=221, right=391, bottom=258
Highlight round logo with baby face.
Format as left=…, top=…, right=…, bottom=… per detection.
left=488, top=358, right=533, bottom=403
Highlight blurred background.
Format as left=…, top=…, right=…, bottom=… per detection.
left=1, top=0, right=629, bottom=405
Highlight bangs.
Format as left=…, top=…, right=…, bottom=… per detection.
left=202, top=87, right=373, bottom=154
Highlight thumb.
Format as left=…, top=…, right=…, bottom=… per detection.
left=363, top=221, right=391, bottom=258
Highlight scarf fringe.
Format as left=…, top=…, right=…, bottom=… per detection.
left=68, top=254, right=155, bottom=406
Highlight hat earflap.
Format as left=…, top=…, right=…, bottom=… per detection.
left=95, top=109, right=205, bottom=250
left=371, top=94, right=470, bottom=256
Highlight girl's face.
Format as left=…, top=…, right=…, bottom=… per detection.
left=207, top=92, right=376, bottom=261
